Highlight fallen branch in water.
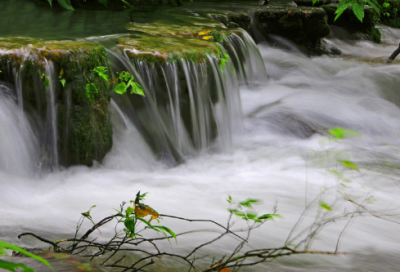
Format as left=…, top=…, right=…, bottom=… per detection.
left=387, top=43, right=400, bottom=63
left=16, top=193, right=352, bottom=271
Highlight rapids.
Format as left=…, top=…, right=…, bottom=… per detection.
left=1, top=3, right=400, bottom=271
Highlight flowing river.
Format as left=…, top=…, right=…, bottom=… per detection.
left=1, top=1, right=400, bottom=271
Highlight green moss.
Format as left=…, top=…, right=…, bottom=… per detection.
left=117, top=33, right=224, bottom=64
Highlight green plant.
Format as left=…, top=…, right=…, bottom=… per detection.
left=18, top=192, right=344, bottom=271
left=86, top=66, right=144, bottom=105
left=0, top=241, right=54, bottom=272
left=314, top=0, right=380, bottom=22
left=115, top=192, right=177, bottom=241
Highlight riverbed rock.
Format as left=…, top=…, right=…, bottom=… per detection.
left=321, top=4, right=381, bottom=42
left=207, top=11, right=252, bottom=32
left=254, top=5, right=331, bottom=54
left=0, top=38, right=113, bottom=167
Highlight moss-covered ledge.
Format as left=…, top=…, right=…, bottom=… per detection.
left=0, top=38, right=113, bottom=167
left=117, top=33, right=225, bottom=63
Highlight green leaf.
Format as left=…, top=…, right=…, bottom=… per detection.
left=229, top=209, right=245, bottom=217
left=139, top=192, right=148, bottom=200
left=335, top=1, right=353, bottom=21
left=123, top=217, right=136, bottom=235
left=60, top=78, right=66, bottom=87
left=57, top=0, right=75, bottom=10
left=352, top=3, right=365, bottom=22
left=320, top=202, right=332, bottom=211
left=0, top=259, right=35, bottom=272
left=119, top=71, right=132, bottom=82
left=0, top=241, right=54, bottom=271
left=327, top=127, right=360, bottom=139
left=365, top=0, right=380, bottom=14
left=126, top=207, right=134, bottom=217
left=114, top=82, right=127, bottom=95
left=227, top=195, right=233, bottom=204
left=153, top=226, right=177, bottom=243
left=46, top=0, right=52, bottom=7
left=130, top=82, right=145, bottom=96
left=239, top=199, right=260, bottom=208
left=86, top=83, right=98, bottom=105
left=257, top=214, right=273, bottom=220
left=246, top=212, right=258, bottom=221
left=92, top=66, right=109, bottom=84
left=338, top=160, right=360, bottom=171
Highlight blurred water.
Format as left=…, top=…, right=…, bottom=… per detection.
left=1, top=5, right=400, bottom=271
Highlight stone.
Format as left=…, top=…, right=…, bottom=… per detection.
left=254, top=5, right=331, bottom=54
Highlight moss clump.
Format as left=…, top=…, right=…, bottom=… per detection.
left=0, top=38, right=113, bottom=167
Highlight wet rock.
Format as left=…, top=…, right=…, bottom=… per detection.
left=0, top=38, right=113, bottom=167
left=321, top=4, right=381, bottom=42
left=254, top=5, right=331, bottom=54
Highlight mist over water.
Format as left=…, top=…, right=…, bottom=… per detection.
left=1, top=25, right=400, bottom=271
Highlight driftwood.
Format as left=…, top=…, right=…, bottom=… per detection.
left=387, top=43, right=400, bottom=64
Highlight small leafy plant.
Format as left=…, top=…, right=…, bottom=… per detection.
left=116, top=192, right=177, bottom=242
left=312, top=0, right=380, bottom=22
left=86, top=66, right=144, bottom=105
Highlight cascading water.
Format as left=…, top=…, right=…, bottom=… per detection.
left=1, top=19, right=400, bottom=272
left=106, top=37, right=248, bottom=164
left=0, top=83, right=39, bottom=177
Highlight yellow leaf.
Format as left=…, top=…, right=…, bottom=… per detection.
left=198, top=30, right=212, bottom=36
left=59, top=68, right=64, bottom=76
left=202, top=36, right=213, bottom=40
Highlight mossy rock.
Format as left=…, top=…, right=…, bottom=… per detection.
left=0, top=38, right=113, bottom=167
left=322, top=4, right=381, bottom=42
left=117, top=33, right=224, bottom=63
left=125, top=20, right=241, bottom=39
left=254, top=5, right=331, bottom=54
left=207, top=11, right=252, bottom=31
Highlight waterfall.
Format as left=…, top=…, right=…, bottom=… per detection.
left=107, top=43, right=248, bottom=164
left=44, top=59, right=59, bottom=169
left=0, top=83, right=39, bottom=177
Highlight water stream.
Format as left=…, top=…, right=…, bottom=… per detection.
left=1, top=2, right=400, bottom=271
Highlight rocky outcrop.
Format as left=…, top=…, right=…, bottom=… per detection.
left=0, top=38, right=113, bottom=167
left=254, top=5, right=331, bottom=54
